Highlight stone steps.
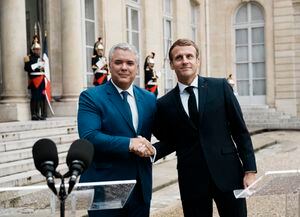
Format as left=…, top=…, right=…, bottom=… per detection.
left=0, top=134, right=78, bottom=152
left=0, top=151, right=68, bottom=178
left=241, top=106, right=300, bottom=129
left=0, top=117, right=77, bottom=134
left=0, top=118, right=78, bottom=188
left=0, top=164, right=69, bottom=188
left=0, top=125, right=77, bottom=143
left=0, top=142, right=72, bottom=164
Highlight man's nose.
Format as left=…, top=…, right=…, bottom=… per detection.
left=121, top=63, right=128, bottom=70
left=182, top=56, right=189, bottom=64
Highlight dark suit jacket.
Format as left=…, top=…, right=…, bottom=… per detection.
left=153, top=76, right=256, bottom=200
left=77, top=80, right=156, bottom=203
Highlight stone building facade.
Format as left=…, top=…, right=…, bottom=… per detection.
left=0, top=0, right=299, bottom=122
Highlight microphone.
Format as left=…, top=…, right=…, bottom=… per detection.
left=66, top=139, right=94, bottom=194
left=32, top=138, right=59, bottom=195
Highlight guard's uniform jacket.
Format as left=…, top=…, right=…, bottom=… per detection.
left=91, top=55, right=109, bottom=86
left=144, top=68, right=158, bottom=97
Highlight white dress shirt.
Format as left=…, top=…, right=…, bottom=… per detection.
left=177, top=76, right=199, bottom=116
left=111, top=80, right=139, bottom=132
left=111, top=80, right=155, bottom=162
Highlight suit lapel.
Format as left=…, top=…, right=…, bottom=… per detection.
left=198, top=76, right=208, bottom=125
left=106, top=81, right=135, bottom=133
left=172, top=76, right=208, bottom=130
left=173, top=85, right=196, bottom=130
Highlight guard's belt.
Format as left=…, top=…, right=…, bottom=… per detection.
left=30, top=72, right=45, bottom=76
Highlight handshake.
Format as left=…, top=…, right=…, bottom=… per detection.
left=129, top=137, right=155, bottom=158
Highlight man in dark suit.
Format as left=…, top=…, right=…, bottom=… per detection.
left=153, top=39, right=257, bottom=217
left=77, top=43, right=156, bottom=217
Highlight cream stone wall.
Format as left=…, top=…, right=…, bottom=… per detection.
left=102, top=0, right=126, bottom=51
left=1, top=0, right=300, bottom=121
left=142, top=0, right=165, bottom=93
left=45, top=0, right=62, bottom=98
left=274, top=0, right=298, bottom=115
left=293, top=1, right=300, bottom=116
left=173, top=0, right=193, bottom=39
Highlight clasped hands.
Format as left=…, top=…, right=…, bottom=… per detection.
left=129, top=137, right=155, bottom=158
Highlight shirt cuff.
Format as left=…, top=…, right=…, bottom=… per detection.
left=150, top=146, right=157, bottom=163
left=245, top=171, right=257, bottom=174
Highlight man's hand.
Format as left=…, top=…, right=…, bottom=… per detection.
left=243, top=172, right=256, bottom=188
left=129, top=137, right=155, bottom=157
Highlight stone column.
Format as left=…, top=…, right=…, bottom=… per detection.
left=0, top=0, right=29, bottom=121
left=52, top=0, right=84, bottom=116
left=61, top=0, right=84, bottom=99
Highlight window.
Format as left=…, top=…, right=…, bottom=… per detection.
left=83, top=0, right=96, bottom=88
left=234, top=2, right=265, bottom=97
left=126, top=1, right=140, bottom=86
left=126, top=7, right=140, bottom=52
left=163, top=0, right=174, bottom=93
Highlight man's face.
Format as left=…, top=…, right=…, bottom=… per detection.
left=109, top=49, right=138, bottom=90
left=97, top=49, right=104, bottom=56
left=32, top=48, right=41, bottom=57
left=170, top=45, right=200, bottom=85
left=148, top=63, right=154, bottom=69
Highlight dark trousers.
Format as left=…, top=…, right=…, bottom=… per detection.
left=181, top=178, right=247, bottom=217
left=30, top=84, right=47, bottom=119
left=88, top=182, right=150, bottom=217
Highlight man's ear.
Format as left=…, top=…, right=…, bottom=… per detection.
left=170, top=60, right=174, bottom=70
left=196, top=57, right=200, bottom=67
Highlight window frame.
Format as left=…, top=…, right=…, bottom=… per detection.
left=81, top=0, right=97, bottom=89
left=126, top=1, right=141, bottom=86
left=234, top=2, right=265, bottom=97
left=162, top=0, right=175, bottom=94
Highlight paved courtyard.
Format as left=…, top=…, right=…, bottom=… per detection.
left=151, top=130, right=300, bottom=217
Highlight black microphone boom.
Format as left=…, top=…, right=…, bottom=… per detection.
left=66, top=139, right=94, bottom=194
left=32, top=138, right=59, bottom=195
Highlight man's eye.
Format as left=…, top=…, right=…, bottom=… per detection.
left=127, top=61, right=135, bottom=66
left=175, top=56, right=182, bottom=61
left=114, top=61, right=122, bottom=65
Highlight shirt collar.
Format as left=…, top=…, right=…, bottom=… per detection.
left=178, top=75, right=199, bottom=94
left=111, top=79, right=134, bottom=97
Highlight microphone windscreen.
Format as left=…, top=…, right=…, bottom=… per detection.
left=32, top=138, right=59, bottom=172
left=66, top=139, right=94, bottom=169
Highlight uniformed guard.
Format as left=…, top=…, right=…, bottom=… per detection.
left=227, top=73, right=238, bottom=96
left=91, top=38, right=109, bottom=86
left=144, top=52, right=158, bottom=97
left=24, top=35, right=47, bottom=120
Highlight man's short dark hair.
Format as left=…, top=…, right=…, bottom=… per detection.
left=168, top=39, right=200, bottom=61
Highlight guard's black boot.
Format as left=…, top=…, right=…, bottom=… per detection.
left=40, top=99, right=47, bottom=120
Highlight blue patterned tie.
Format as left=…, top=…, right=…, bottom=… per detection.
left=121, top=91, right=133, bottom=124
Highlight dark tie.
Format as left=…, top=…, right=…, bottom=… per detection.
left=121, top=91, right=133, bottom=124
left=185, top=86, right=199, bottom=127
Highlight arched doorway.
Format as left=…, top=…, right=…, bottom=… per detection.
left=234, top=2, right=266, bottom=105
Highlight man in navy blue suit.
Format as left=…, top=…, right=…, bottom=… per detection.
left=153, top=39, right=257, bottom=217
left=77, top=43, right=156, bottom=217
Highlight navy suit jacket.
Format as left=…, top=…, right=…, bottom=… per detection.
left=153, top=76, right=257, bottom=200
left=77, top=80, right=156, bottom=203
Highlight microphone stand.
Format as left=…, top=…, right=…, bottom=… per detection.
left=50, top=171, right=80, bottom=217
left=52, top=172, right=68, bottom=217
left=58, top=177, right=67, bottom=217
